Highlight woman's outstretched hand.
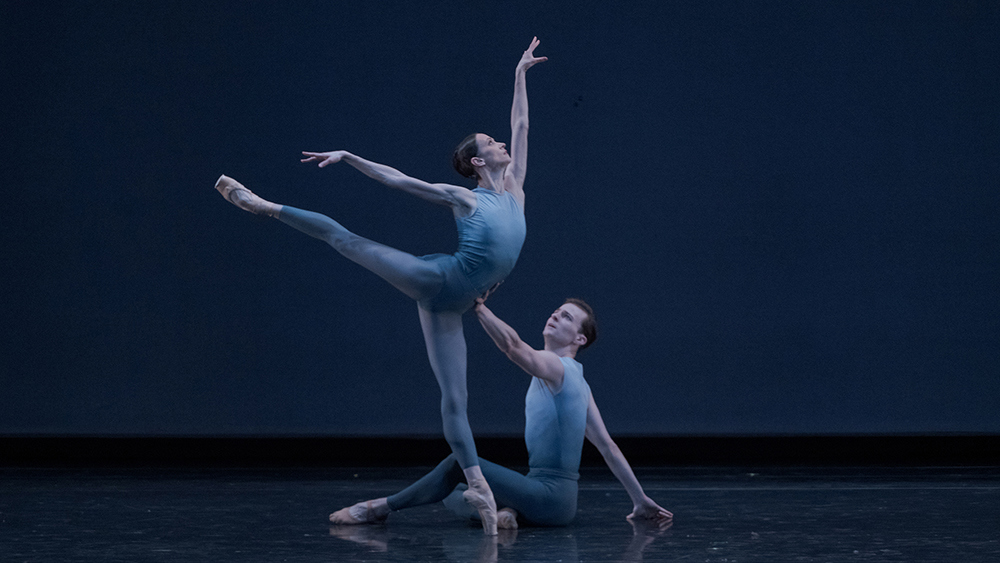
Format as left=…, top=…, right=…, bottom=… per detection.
left=301, top=151, right=348, bottom=168
left=517, top=36, right=548, bottom=72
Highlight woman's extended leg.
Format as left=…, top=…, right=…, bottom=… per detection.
left=215, top=175, right=443, bottom=301
left=418, top=307, right=497, bottom=535
left=279, top=206, right=443, bottom=301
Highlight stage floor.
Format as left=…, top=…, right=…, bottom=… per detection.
left=2, top=466, right=998, bottom=562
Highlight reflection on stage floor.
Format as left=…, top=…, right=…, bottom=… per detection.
left=2, top=466, right=998, bottom=562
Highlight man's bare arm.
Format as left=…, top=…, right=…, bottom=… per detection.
left=475, top=301, right=564, bottom=386
left=584, top=395, right=673, bottom=523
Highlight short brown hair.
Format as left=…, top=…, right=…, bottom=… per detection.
left=564, top=298, right=597, bottom=350
left=451, top=133, right=479, bottom=180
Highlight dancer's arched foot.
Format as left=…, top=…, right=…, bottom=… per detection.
left=214, top=175, right=280, bottom=217
left=463, top=482, right=498, bottom=536
left=497, top=507, right=518, bottom=530
left=329, top=498, right=390, bottom=525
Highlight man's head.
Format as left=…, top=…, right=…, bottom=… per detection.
left=542, top=298, right=598, bottom=352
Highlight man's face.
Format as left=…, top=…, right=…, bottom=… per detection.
left=542, top=303, right=587, bottom=346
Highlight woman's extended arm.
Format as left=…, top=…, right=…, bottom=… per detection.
left=301, top=150, right=476, bottom=215
left=584, top=396, right=673, bottom=524
left=506, top=37, right=547, bottom=198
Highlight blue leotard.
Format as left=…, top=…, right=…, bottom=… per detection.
left=387, top=357, right=592, bottom=526
left=524, top=356, right=591, bottom=481
left=417, top=188, right=526, bottom=312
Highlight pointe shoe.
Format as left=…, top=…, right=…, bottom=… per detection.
left=497, top=508, right=518, bottom=530
left=329, top=499, right=389, bottom=525
left=463, top=484, right=498, bottom=536
left=214, top=175, right=278, bottom=216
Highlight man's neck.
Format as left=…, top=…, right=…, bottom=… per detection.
left=543, top=342, right=577, bottom=359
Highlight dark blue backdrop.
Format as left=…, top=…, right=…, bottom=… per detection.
left=2, top=1, right=997, bottom=437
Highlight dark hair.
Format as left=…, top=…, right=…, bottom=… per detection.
left=451, top=133, right=480, bottom=180
left=564, top=298, right=598, bottom=350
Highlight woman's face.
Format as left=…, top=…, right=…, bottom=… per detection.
left=475, top=134, right=511, bottom=168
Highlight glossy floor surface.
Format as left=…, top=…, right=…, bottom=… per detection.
left=2, top=466, right=998, bottom=562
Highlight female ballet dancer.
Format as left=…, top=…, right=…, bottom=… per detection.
left=213, top=37, right=547, bottom=535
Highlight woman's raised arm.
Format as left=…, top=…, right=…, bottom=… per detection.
left=505, top=37, right=547, bottom=199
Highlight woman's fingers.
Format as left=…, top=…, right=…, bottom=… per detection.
left=301, top=151, right=341, bottom=167
left=526, top=36, right=541, bottom=55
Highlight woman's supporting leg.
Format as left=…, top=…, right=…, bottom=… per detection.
left=278, top=206, right=443, bottom=302
left=418, top=307, right=497, bottom=535
left=416, top=308, right=476, bottom=466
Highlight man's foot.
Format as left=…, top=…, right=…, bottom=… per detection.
left=329, top=498, right=390, bottom=525
left=214, top=175, right=280, bottom=217
left=462, top=482, right=498, bottom=536
left=497, top=507, right=518, bottom=530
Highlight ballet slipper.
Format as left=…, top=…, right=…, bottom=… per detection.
left=497, top=507, right=518, bottom=530
left=329, top=499, right=389, bottom=525
left=214, top=175, right=280, bottom=217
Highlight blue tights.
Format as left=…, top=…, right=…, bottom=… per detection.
left=386, top=455, right=578, bottom=526
left=278, top=206, right=477, bottom=467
